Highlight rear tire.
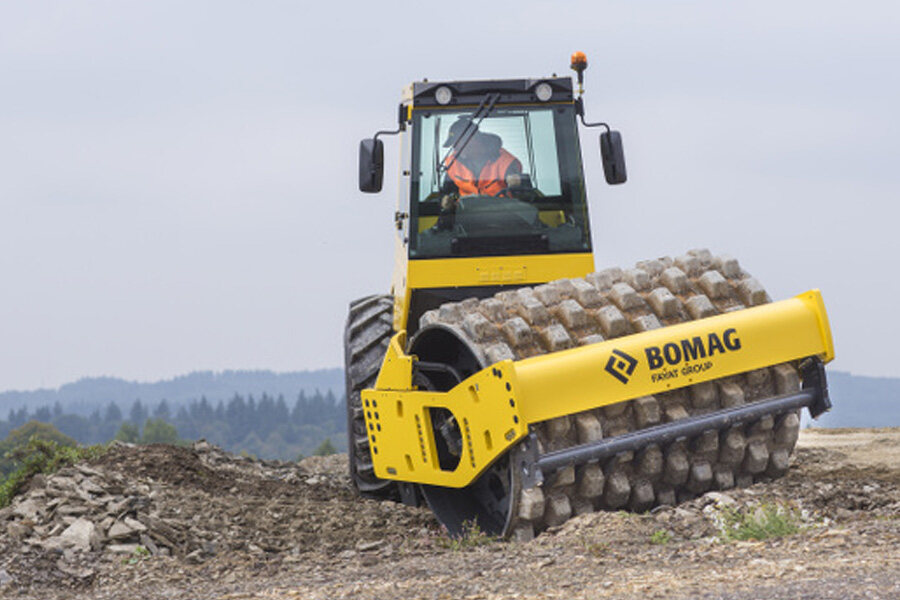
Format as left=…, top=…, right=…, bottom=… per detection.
left=344, top=294, right=398, bottom=499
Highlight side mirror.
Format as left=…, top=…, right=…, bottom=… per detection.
left=600, top=131, right=627, bottom=185
left=359, top=138, right=384, bottom=193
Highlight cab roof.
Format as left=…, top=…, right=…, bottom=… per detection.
left=405, top=77, right=573, bottom=108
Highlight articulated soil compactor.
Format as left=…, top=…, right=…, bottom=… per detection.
left=347, top=54, right=834, bottom=540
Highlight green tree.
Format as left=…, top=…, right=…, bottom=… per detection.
left=104, top=402, right=123, bottom=423
left=0, top=421, right=77, bottom=477
left=313, top=438, right=336, bottom=456
left=140, top=419, right=180, bottom=445
left=114, top=422, right=140, bottom=443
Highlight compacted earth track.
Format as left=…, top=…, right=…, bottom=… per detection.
left=1, top=429, right=898, bottom=599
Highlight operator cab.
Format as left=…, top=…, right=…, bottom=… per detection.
left=358, top=58, right=626, bottom=334
left=404, top=79, right=590, bottom=261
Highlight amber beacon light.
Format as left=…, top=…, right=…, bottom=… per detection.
left=570, top=51, right=588, bottom=95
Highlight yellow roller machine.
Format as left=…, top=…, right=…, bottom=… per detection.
left=346, top=53, right=834, bottom=539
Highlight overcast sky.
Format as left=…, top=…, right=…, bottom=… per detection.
left=0, top=1, right=898, bottom=391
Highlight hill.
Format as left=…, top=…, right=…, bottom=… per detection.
left=806, top=370, right=900, bottom=428
left=0, top=369, right=346, bottom=461
left=0, top=369, right=343, bottom=416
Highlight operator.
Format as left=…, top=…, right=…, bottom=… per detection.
left=440, top=118, right=523, bottom=200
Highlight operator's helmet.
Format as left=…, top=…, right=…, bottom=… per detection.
left=444, top=117, right=477, bottom=148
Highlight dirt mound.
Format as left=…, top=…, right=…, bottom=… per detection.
left=1, top=429, right=898, bottom=599
left=0, top=440, right=436, bottom=594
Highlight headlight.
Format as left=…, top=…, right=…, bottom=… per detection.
left=535, top=82, right=553, bottom=102
left=435, top=86, right=453, bottom=105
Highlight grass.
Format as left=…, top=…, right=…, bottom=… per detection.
left=436, top=519, right=497, bottom=551
left=715, top=502, right=803, bottom=542
left=0, top=437, right=108, bottom=508
left=649, top=529, right=672, bottom=545
left=123, top=545, right=151, bottom=565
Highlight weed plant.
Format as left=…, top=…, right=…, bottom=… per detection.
left=0, top=437, right=107, bottom=508
left=436, top=519, right=497, bottom=551
left=650, top=529, right=673, bottom=545
left=716, top=502, right=802, bottom=542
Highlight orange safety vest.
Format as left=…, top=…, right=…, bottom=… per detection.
left=445, top=149, right=521, bottom=197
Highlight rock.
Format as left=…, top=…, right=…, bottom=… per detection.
left=12, top=498, right=42, bottom=520
left=703, top=491, right=736, bottom=506
left=108, top=543, right=142, bottom=554
left=79, top=478, right=106, bottom=495
left=108, top=520, right=142, bottom=540
left=57, top=504, right=90, bottom=517
left=125, top=516, right=148, bottom=532
left=35, top=535, right=65, bottom=552
left=0, top=569, right=13, bottom=588
left=140, top=533, right=160, bottom=555
left=55, top=558, right=95, bottom=580
left=58, top=518, right=100, bottom=552
left=74, top=464, right=104, bottom=478
left=7, top=521, right=33, bottom=539
left=355, top=539, right=387, bottom=552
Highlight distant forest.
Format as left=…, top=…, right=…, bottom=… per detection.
left=0, top=369, right=342, bottom=414
left=0, top=369, right=345, bottom=460
left=0, top=368, right=897, bottom=461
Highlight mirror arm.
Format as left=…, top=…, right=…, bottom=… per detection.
left=374, top=103, right=409, bottom=142
left=578, top=112, right=610, bottom=133
left=575, top=98, right=610, bottom=132
left=374, top=127, right=401, bottom=143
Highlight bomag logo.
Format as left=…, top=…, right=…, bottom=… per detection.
left=604, top=328, right=743, bottom=385
left=604, top=349, right=638, bottom=384
left=645, top=328, right=742, bottom=370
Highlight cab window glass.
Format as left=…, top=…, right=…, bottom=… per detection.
left=409, top=105, right=590, bottom=259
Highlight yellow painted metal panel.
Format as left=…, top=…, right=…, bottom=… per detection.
left=514, top=290, right=834, bottom=425
left=362, top=290, right=833, bottom=488
left=407, top=253, right=595, bottom=289
left=797, top=289, right=835, bottom=362
left=374, top=332, right=414, bottom=391
left=363, top=360, right=527, bottom=487
left=390, top=231, right=410, bottom=332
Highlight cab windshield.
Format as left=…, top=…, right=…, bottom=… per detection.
left=409, top=104, right=591, bottom=259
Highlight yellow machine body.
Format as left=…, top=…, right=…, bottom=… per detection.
left=391, top=249, right=594, bottom=333
left=351, top=69, right=837, bottom=539
left=362, top=289, right=834, bottom=488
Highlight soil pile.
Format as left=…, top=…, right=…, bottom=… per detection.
left=0, top=440, right=435, bottom=593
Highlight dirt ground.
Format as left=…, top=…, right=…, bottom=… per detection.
left=1, top=428, right=898, bottom=600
